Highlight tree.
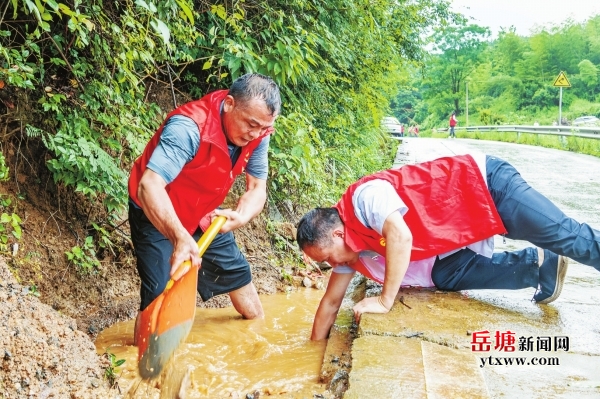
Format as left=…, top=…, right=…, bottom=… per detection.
left=425, top=19, right=490, bottom=114
left=585, top=16, right=600, bottom=65
left=1, top=0, right=452, bottom=214
left=493, top=28, right=527, bottom=76
left=390, top=88, right=422, bottom=125
left=578, top=60, right=599, bottom=89
left=411, top=11, right=600, bottom=127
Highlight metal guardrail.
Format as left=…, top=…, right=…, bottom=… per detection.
left=441, top=125, right=600, bottom=140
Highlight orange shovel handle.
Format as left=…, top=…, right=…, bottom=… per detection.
left=165, top=215, right=228, bottom=290
left=197, top=215, right=228, bottom=257
left=137, top=215, right=228, bottom=379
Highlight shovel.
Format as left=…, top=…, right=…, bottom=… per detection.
left=136, top=215, right=227, bottom=379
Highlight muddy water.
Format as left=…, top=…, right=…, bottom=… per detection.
left=95, top=289, right=328, bottom=398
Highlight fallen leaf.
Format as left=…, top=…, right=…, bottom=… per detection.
left=1, top=99, right=15, bottom=109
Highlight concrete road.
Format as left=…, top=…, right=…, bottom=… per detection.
left=323, top=138, right=600, bottom=399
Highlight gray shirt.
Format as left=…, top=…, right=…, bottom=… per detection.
left=147, top=115, right=269, bottom=184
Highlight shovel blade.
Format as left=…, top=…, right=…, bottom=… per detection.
left=137, top=267, right=197, bottom=379
left=135, top=216, right=227, bottom=380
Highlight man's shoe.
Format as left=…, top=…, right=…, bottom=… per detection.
left=533, top=250, right=568, bottom=304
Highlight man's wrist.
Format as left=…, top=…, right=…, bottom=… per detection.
left=378, top=295, right=394, bottom=310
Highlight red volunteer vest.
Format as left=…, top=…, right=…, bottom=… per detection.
left=334, top=155, right=506, bottom=276
left=128, top=90, right=273, bottom=234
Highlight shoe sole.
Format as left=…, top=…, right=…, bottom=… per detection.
left=537, top=256, right=568, bottom=304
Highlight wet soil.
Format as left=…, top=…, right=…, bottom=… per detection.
left=0, top=84, right=335, bottom=398
left=0, top=257, right=112, bottom=397
left=0, top=148, right=308, bottom=398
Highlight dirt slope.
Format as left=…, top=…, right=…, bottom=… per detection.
left=0, top=256, right=113, bottom=397
left=0, top=168, right=297, bottom=397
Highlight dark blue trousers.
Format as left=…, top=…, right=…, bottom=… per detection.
left=431, top=156, right=600, bottom=290
left=129, top=202, right=252, bottom=310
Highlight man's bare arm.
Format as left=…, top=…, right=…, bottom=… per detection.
left=351, top=211, right=412, bottom=319
left=137, top=168, right=200, bottom=279
left=214, top=174, right=267, bottom=233
left=379, top=211, right=413, bottom=308
left=312, top=271, right=355, bottom=340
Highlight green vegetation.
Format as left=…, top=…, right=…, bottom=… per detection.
left=1, top=0, right=450, bottom=256
left=0, top=152, right=9, bottom=181
left=0, top=212, right=21, bottom=251
left=392, top=15, right=600, bottom=131
left=0, top=161, right=18, bottom=254
left=28, top=284, right=40, bottom=297
left=0, top=195, right=21, bottom=252
left=65, top=236, right=101, bottom=274
left=103, top=349, right=125, bottom=389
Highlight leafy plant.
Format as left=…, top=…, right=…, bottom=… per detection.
left=65, top=236, right=101, bottom=274
left=91, top=223, right=117, bottom=256
left=0, top=194, right=23, bottom=251
left=3, top=0, right=449, bottom=224
left=280, top=267, right=293, bottom=284
left=103, top=350, right=126, bottom=389
left=0, top=212, right=22, bottom=252
left=24, top=118, right=130, bottom=215
left=0, top=152, right=9, bottom=181
left=0, top=196, right=10, bottom=208
left=28, top=284, right=40, bottom=297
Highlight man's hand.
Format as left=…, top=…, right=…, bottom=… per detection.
left=170, top=233, right=202, bottom=281
left=352, top=295, right=391, bottom=323
left=311, top=271, right=355, bottom=340
left=212, top=208, right=244, bottom=233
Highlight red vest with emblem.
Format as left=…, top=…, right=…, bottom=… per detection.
left=334, top=155, right=506, bottom=279
left=128, top=90, right=273, bottom=234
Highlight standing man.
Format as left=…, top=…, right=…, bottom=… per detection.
left=128, top=73, right=281, bottom=330
left=449, top=111, right=458, bottom=138
left=296, top=154, right=600, bottom=340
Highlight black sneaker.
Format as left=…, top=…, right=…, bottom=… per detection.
left=533, top=250, right=568, bottom=304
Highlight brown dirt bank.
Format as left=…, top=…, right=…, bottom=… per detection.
left=0, top=86, right=318, bottom=397
left=0, top=164, right=307, bottom=397
left=0, top=256, right=112, bottom=397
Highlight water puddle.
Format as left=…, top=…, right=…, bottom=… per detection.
left=95, top=289, right=329, bottom=398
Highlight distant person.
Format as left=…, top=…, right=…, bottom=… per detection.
left=128, top=73, right=281, bottom=336
left=400, top=124, right=404, bottom=138
left=449, top=112, right=457, bottom=138
left=296, top=154, right=600, bottom=340
left=408, top=125, right=419, bottom=137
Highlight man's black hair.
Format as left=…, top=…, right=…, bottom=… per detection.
left=229, top=73, right=281, bottom=116
left=296, top=208, right=342, bottom=250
